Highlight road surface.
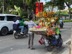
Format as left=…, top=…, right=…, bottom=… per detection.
left=0, top=22, right=72, bottom=54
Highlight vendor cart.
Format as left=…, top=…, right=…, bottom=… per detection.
left=29, top=28, right=63, bottom=51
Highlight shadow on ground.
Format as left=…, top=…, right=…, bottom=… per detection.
left=51, top=45, right=68, bottom=54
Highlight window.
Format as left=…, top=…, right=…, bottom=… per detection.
left=0, top=16, right=4, bottom=20
left=7, top=16, right=16, bottom=21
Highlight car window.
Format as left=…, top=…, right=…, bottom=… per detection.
left=0, top=16, right=4, bottom=20
left=7, top=16, right=16, bottom=21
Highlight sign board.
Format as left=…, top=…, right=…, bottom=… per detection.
left=35, top=2, right=43, bottom=15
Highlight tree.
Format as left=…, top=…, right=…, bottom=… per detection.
left=51, top=0, right=65, bottom=10
left=0, top=0, right=38, bottom=18
left=4, top=0, right=23, bottom=13
left=0, top=0, right=5, bottom=13
left=46, top=0, right=72, bottom=19
left=51, top=0, right=72, bottom=19
left=24, top=0, right=38, bottom=18
left=64, top=0, right=72, bottom=19
left=45, top=1, right=56, bottom=11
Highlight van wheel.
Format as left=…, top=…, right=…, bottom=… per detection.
left=1, top=27, right=8, bottom=36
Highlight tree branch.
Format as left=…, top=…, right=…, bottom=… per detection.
left=65, top=2, right=71, bottom=8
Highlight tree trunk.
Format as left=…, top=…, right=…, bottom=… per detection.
left=65, top=2, right=71, bottom=19
left=23, top=0, right=27, bottom=11
left=2, top=0, right=4, bottom=13
left=69, top=9, right=71, bottom=19
left=27, top=8, right=30, bottom=19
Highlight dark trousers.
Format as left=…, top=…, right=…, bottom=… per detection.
left=60, top=22, right=63, bottom=28
left=28, top=32, right=34, bottom=48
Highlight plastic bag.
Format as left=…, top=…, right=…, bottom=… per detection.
left=38, top=37, right=44, bottom=45
left=55, top=35, right=59, bottom=39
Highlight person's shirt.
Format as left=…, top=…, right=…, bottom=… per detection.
left=24, top=20, right=37, bottom=28
left=59, top=19, right=63, bottom=24
left=13, top=20, right=19, bottom=24
left=19, top=20, right=24, bottom=26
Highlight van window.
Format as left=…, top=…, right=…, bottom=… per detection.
left=0, top=16, right=4, bottom=20
left=7, top=16, right=16, bottom=21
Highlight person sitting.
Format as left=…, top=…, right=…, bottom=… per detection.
left=13, top=16, right=20, bottom=33
left=19, top=18, right=25, bottom=34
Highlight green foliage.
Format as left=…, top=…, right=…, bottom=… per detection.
left=25, top=0, right=36, bottom=10
left=21, top=11, right=28, bottom=18
left=45, top=1, right=57, bottom=7
left=52, top=0, right=65, bottom=10
left=45, top=0, right=65, bottom=11
left=65, top=0, right=72, bottom=5
left=0, top=0, right=39, bottom=18
left=10, top=5, right=21, bottom=16
left=10, top=5, right=28, bottom=18
left=56, top=10, right=68, bottom=15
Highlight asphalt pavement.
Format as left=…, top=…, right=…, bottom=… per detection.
left=0, top=22, right=72, bottom=54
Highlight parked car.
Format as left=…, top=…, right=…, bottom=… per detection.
left=0, top=14, right=18, bottom=36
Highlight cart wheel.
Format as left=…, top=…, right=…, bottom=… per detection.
left=59, top=38, right=63, bottom=47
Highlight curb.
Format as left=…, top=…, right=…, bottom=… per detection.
left=64, top=39, right=71, bottom=45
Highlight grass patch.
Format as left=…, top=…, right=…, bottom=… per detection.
left=63, top=20, right=72, bottom=22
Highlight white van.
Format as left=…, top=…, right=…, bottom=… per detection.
left=0, top=14, right=18, bottom=35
